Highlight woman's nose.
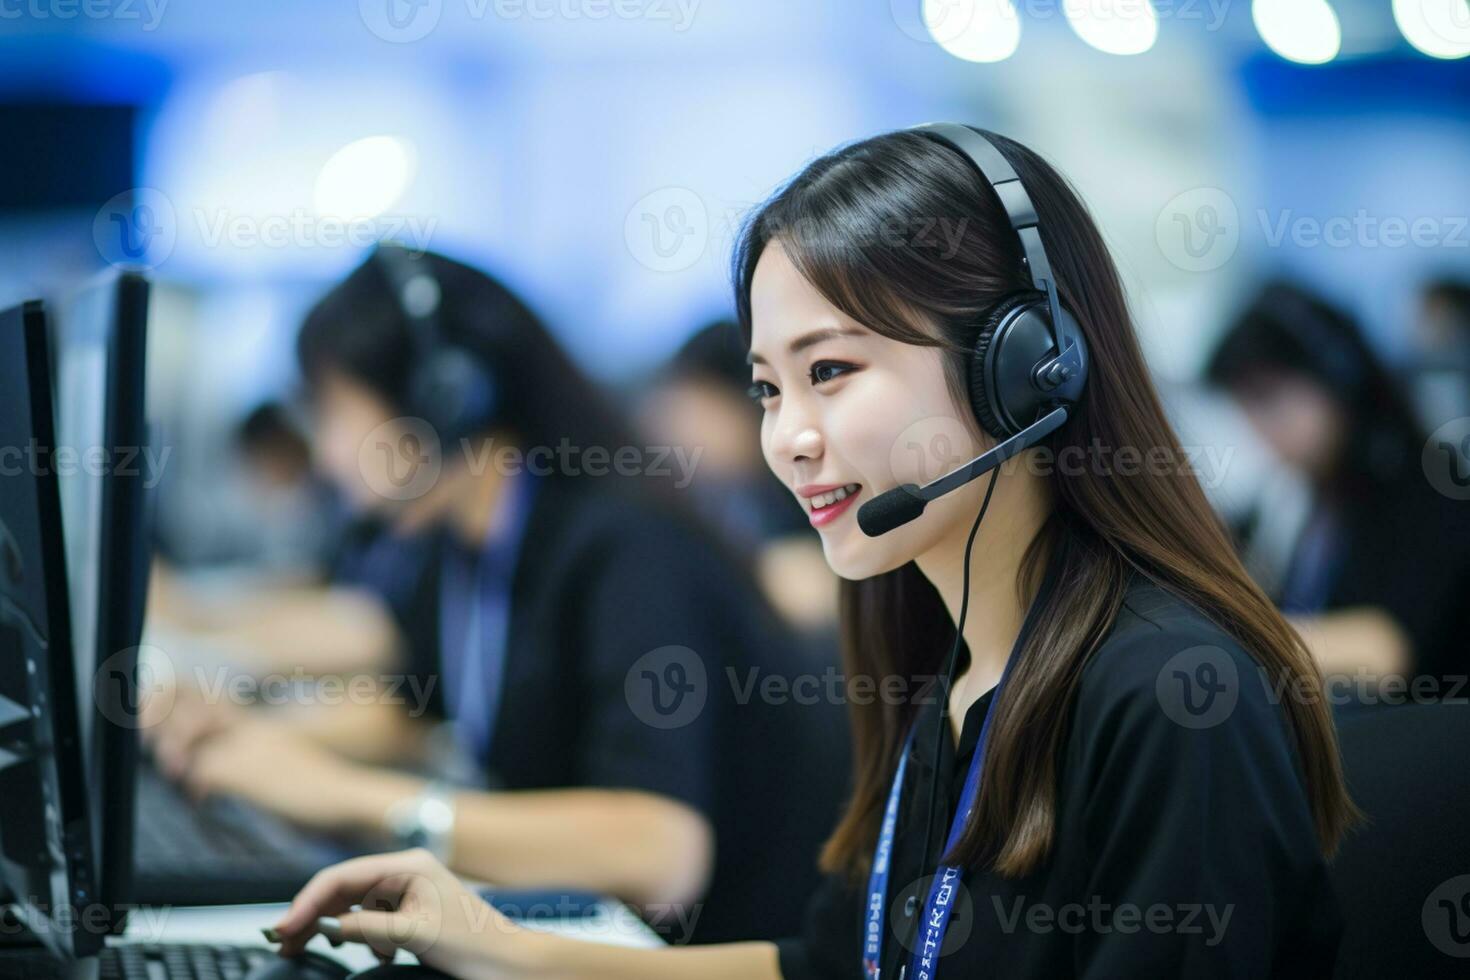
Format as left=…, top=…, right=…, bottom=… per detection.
left=769, top=398, right=823, bottom=464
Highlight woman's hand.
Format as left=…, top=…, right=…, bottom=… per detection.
left=271, top=849, right=546, bottom=978
left=174, top=717, right=390, bottom=832
left=141, top=678, right=248, bottom=779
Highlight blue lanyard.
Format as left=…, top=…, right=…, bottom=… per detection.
left=1279, top=506, right=1339, bottom=615
left=862, top=659, right=1014, bottom=980
left=439, top=472, right=538, bottom=762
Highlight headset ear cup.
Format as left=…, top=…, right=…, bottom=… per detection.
left=968, top=293, right=1038, bottom=439
left=411, top=347, right=498, bottom=446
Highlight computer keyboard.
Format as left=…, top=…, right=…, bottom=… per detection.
left=3, top=943, right=277, bottom=979
left=132, top=763, right=327, bottom=905
left=107, top=944, right=278, bottom=980
left=136, top=765, right=306, bottom=867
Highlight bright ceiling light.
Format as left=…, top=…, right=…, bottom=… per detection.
left=924, top=0, right=1022, bottom=63
left=1253, top=0, right=1341, bottom=64
left=1065, top=0, right=1159, bottom=55
left=314, top=136, right=415, bottom=222
left=1394, top=0, right=1470, bottom=59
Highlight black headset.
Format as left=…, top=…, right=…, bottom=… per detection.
left=865, top=126, right=1093, bottom=952
left=857, top=123, right=1090, bottom=537
left=373, top=244, right=500, bottom=447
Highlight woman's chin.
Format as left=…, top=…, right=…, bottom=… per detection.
left=821, top=535, right=911, bottom=581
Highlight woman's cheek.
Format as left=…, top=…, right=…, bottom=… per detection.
left=846, top=405, right=937, bottom=492
left=322, top=421, right=382, bottom=509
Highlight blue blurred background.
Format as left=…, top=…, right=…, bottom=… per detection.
left=1, top=0, right=1468, bottom=560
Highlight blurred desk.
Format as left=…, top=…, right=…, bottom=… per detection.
left=114, top=899, right=664, bottom=972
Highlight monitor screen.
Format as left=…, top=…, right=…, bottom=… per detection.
left=0, top=300, right=103, bottom=963
left=54, top=284, right=111, bottom=797
left=49, top=270, right=150, bottom=935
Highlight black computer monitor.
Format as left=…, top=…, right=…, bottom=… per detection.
left=51, top=270, right=151, bottom=936
left=0, top=299, right=103, bottom=963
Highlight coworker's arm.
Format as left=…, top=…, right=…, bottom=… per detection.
left=447, top=787, right=713, bottom=911
left=270, top=849, right=782, bottom=980
left=1289, top=606, right=1410, bottom=678
left=335, top=775, right=714, bottom=910
left=279, top=691, right=433, bottom=766
left=177, top=725, right=711, bottom=910
left=148, top=676, right=431, bottom=772
left=148, top=573, right=400, bottom=677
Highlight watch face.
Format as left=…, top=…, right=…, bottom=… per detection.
left=387, top=786, right=455, bottom=859
left=421, top=794, right=456, bottom=834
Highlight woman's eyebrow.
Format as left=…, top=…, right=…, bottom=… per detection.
left=747, top=325, right=864, bottom=365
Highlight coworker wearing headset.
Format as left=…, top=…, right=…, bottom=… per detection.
left=1206, top=282, right=1470, bottom=686
left=266, top=127, right=1356, bottom=978
left=145, top=404, right=433, bottom=680
left=150, top=247, right=842, bottom=945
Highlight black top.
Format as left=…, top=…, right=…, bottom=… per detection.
left=392, top=476, right=847, bottom=944
left=1330, top=702, right=1470, bottom=980
left=778, top=561, right=1341, bottom=979
left=1308, top=471, right=1470, bottom=684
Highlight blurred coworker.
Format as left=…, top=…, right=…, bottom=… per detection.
left=234, top=399, right=428, bottom=589
left=233, top=400, right=334, bottom=571
left=639, top=320, right=838, bottom=632
left=234, top=400, right=417, bottom=586
left=149, top=246, right=840, bottom=944
left=145, top=400, right=428, bottom=678
left=1206, top=281, right=1470, bottom=685
left=1407, top=277, right=1470, bottom=432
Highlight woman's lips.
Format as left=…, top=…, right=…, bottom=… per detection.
left=808, top=488, right=859, bottom=527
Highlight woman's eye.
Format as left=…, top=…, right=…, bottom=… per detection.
left=809, top=360, right=855, bottom=385
left=747, top=380, right=779, bottom=401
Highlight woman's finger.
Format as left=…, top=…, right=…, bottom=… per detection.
left=275, top=851, right=434, bottom=938
left=333, top=908, right=430, bottom=959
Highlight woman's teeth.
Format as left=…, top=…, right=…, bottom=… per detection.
left=807, top=483, right=861, bottom=510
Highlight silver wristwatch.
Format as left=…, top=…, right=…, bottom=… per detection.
left=385, top=781, right=457, bottom=862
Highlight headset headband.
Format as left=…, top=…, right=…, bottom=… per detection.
left=374, top=243, right=446, bottom=353
left=912, top=123, right=1079, bottom=360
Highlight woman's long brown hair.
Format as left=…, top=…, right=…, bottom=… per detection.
left=732, top=128, right=1357, bottom=878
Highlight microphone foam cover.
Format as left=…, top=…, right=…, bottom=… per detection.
left=857, top=487, right=926, bottom=537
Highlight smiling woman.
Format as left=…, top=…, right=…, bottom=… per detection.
left=735, top=113, right=1352, bottom=867
left=272, top=125, right=1358, bottom=980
